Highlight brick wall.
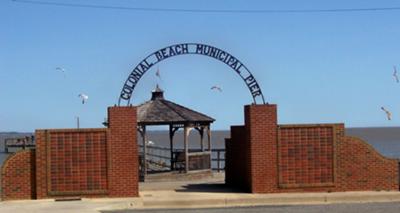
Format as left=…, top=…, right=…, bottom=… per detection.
left=107, top=106, right=138, bottom=197
left=225, top=104, right=399, bottom=193
left=35, top=107, right=138, bottom=199
left=278, top=125, right=335, bottom=188
left=3, top=103, right=398, bottom=199
left=35, top=129, right=109, bottom=199
left=1, top=150, right=35, bottom=200
left=2, top=106, right=138, bottom=200
left=336, top=136, right=398, bottom=191
left=49, top=130, right=108, bottom=196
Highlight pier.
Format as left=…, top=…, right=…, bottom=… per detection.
left=4, top=136, right=35, bottom=153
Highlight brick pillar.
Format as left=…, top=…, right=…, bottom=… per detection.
left=35, top=130, right=47, bottom=199
left=107, top=106, right=138, bottom=197
left=245, top=104, right=278, bottom=193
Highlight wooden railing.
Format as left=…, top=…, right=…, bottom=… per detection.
left=212, top=148, right=225, bottom=172
left=138, top=144, right=225, bottom=172
left=4, top=136, right=35, bottom=153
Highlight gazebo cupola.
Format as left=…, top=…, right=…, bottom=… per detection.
left=137, top=85, right=215, bottom=179
left=151, top=85, right=164, bottom=100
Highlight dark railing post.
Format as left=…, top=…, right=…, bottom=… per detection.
left=217, top=150, right=221, bottom=172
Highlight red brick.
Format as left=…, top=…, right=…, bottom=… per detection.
left=225, top=104, right=399, bottom=193
left=1, top=150, right=35, bottom=200
left=107, top=106, right=138, bottom=197
left=2, top=106, right=139, bottom=200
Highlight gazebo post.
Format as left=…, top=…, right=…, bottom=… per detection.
left=142, top=125, right=148, bottom=180
left=169, top=125, right=174, bottom=171
left=199, top=127, right=204, bottom=152
left=184, top=125, right=190, bottom=173
left=206, top=125, right=212, bottom=169
left=207, top=125, right=211, bottom=151
left=194, top=126, right=205, bottom=152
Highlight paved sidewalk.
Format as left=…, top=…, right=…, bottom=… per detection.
left=1, top=175, right=400, bottom=213
left=1, top=190, right=400, bottom=213
left=0, top=198, right=142, bottom=213
left=138, top=190, right=400, bottom=209
left=105, top=202, right=400, bottom=213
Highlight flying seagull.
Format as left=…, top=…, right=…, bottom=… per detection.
left=211, top=85, right=222, bottom=92
left=393, top=66, right=399, bottom=83
left=78, top=93, right=89, bottom=104
left=381, top=106, right=392, bottom=120
left=56, top=67, right=66, bottom=77
left=56, top=67, right=65, bottom=72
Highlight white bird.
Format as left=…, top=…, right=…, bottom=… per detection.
left=146, top=140, right=155, bottom=146
left=211, top=85, right=222, bottom=92
left=393, top=66, right=399, bottom=83
left=78, top=93, right=89, bottom=104
left=56, top=67, right=65, bottom=72
left=56, top=67, right=66, bottom=77
left=381, top=106, right=392, bottom=120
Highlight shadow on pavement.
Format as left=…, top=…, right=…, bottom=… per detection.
left=175, top=183, right=245, bottom=193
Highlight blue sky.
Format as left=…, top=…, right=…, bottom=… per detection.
left=1, top=0, right=400, bottom=132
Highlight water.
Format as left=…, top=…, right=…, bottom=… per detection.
left=1, top=127, right=400, bottom=167
left=0, top=133, right=32, bottom=166
left=346, top=127, right=400, bottom=159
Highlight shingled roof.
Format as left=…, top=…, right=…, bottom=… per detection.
left=137, top=86, right=215, bottom=125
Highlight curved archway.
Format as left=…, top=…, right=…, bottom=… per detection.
left=119, top=43, right=265, bottom=105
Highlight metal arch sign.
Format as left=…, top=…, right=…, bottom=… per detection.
left=118, top=43, right=265, bottom=105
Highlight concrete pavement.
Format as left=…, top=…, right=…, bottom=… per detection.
left=1, top=190, right=400, bottom=212
left=1, top=174, right=400, bottom=213
left=105, top=202, right=400, bottom=213
left=0, top=198, right=142, bottom=213
left=138, top=190, right=400, bottom=209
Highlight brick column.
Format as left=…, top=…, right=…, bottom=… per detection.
left=107, top=106, right=138, bottom=197
left=35, top=130, right=48, bottom=199
left=245, top=104, right=278, bottom=193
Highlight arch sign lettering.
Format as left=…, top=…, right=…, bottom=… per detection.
left=119, top=43, right=265, bottom=105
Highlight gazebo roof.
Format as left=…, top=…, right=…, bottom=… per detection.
left=137, top=86, right=215, bottom=125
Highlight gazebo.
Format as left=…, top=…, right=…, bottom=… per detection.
left=137, top=86, right=215, bottom=180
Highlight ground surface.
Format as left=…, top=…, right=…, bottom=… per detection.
left=2, top=172, right=400, bottom=212
left=103, top=202, right=400, bottom=213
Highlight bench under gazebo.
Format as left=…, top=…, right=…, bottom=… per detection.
left=137, top=86, right=215, bottom=180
